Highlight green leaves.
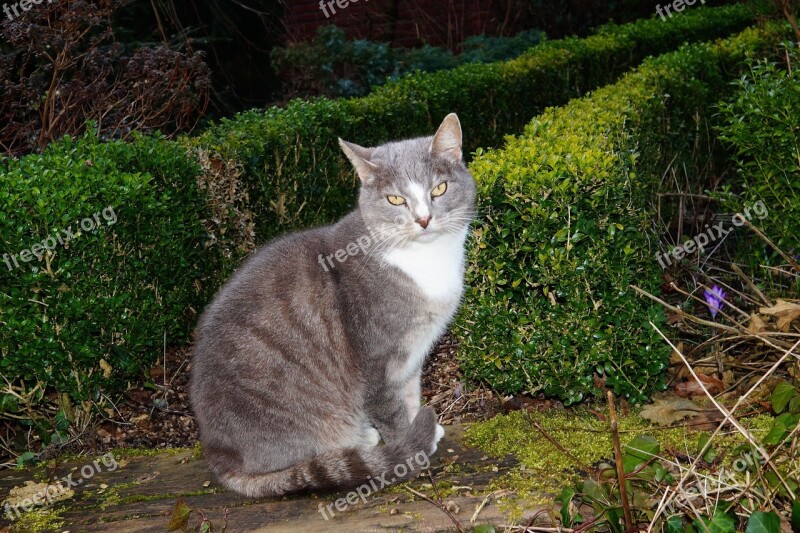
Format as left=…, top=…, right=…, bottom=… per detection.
left=770, top=381, right=799, bottom=414
left=760, top=380, right=800, bottom=447
left=557, top=487, right=583, bottom=527
left=666, top=516, right=686, bottom=533
left=456, top=19, right=774, bottom=404
left=623, top=434, right=659, bottom=473
left=1, top=132, right=235, bottom=423
left=745, top=511, right=780, bottom=533
left=694, top=510, right=736, bottom=533
left=716, top=48, right=800, bottom=254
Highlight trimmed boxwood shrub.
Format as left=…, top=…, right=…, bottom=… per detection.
left=0, top=132, right=232, bottom=417
left=716, top=48, right=800, bottom=272
left=197, top=4, right=753, bottom=242
left=457, top=24, right=786, bottom=405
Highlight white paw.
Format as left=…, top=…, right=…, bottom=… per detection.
left=431, top=424, right=445, bottom=454
left=364, top=427, right=381, bottom=447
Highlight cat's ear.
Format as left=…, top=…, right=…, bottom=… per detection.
left=430, top=113, right=462, bottom=163
left=339, top=138, right=379, bottom=183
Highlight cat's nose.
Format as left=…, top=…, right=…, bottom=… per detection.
left=416, top=216, right=430, bottom=229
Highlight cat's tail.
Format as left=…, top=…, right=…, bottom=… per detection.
left=212, top=406, right=443, bottom=498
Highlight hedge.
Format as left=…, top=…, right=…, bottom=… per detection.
left=0, top=4, right=760, bottom=424
left=196, top=4, right=754, bottom=242
left=456, top=23, right=787, bottom=405
left=0, top=132, right=233, bottom=424
left=716, top=48, right=800, bottom=278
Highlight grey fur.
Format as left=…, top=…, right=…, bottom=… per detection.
left=189, top=114, right=476, bottom=498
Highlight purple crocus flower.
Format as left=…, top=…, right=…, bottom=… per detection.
left=703, top=285, right=727, bottom=320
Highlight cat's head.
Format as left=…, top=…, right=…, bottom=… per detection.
left=339, top=113, right=476, bottom=244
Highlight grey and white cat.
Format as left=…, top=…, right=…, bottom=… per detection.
left=189, top=113, right=476, bottom=498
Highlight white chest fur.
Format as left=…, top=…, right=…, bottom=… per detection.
left=384, top=229, right=468, bottom=383
left=384, top=228, right=467, bottom=302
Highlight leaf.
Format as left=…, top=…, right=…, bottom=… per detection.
left=770, top=380, right=798, bottom=414
left=167, top=497, right=192, bottom=531
left=666, top=515, right=685, bottom=533
left=762, top=418, right=788, bottom=446
left=694, top=510, right=736, bottom=533
left=792, top=500, right=800, bottom=532
left=759, top=299, right=800, bottom=331
left=581, top=478, right=607, bottom=503
left=474, top=526, right=496, bottom=533
left=675, top=374, right=726, bottom=397
left=745, top=511, right=780, bottom=533
left=557, top=487, right=576, bottom=527
left=622, top=434, right=659, bottom=473
left=640, top=397, right=704, bottom=425
left=99, top=359, right=113, bottom=379
left=697, top=432, right=717, bottom=463
left=16, top=451, right=36, bottom=467
left=747, top=313, right=766, bottom=334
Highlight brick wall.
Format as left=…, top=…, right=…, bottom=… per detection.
left=283, top=0, right=509, bottom=48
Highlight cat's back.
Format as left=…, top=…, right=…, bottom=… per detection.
left=193, top=223, right=338, bottom=349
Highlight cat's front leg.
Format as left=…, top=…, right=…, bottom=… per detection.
left=402, top=373, right=422, bottom=423
left=403, top=372, right=445, bottom=445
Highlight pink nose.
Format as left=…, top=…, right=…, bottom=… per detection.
left=416, top=217, right=430, bottom=229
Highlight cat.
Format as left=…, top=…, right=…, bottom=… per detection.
left=189, top=113, right=476, bottom=498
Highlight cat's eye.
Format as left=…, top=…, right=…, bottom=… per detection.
left=387, top=195, right=406, bottom=206
left=431, top=182, right=448, bottom=198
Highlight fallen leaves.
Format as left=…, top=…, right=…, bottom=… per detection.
left=167, top=497, right=192, bottom=531
left=640, top=398, right=705, bottom=425
left=675, top=373, right=726, bottom=398
left=759, top=299, right=800, bottom=331
left=746, top=312, right=766, bottom=334
left=640, top=396, right=726, bottom=430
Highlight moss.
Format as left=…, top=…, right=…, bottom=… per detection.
left=465, top=405, right=776, bottom=516
left=192, top=441, right=203, bottom=461
left=98, top=484, right=221, bottom=510
left=8, top=508, right=65, bottom=533
left=109, top=446, right=193, bottom=461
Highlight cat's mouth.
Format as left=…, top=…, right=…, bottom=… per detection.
left=413, top=226, right=440, bottom=242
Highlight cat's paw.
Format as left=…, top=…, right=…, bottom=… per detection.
left=431, top=423, right=445, bottom=454
left=364, top=427, right=381, bottom=447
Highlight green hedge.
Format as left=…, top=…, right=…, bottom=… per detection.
left=457, top=24, right=786, bottom=405
left=716, top=48, right=800, bottom=272
left=0, top=132, right=232, bottom=421
left=197, top=4, right=753, bottom=242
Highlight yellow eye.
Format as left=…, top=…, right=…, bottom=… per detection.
left=387, top=195, right=406, bottom=206
left=431, top=182, right=447, bottom=197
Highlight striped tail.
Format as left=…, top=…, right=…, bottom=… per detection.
left=213, top=406, right=441, bottom=498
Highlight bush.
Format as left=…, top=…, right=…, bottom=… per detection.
left=201, top=4, right=755, bottom=243
left=0, top=132, right=232, bottom=425
left=716, top=46, right=800, bottom=260
left=0, top=0, right=211, bottom=156
left=270, top=25, right=545, bottom=99
left=456, top=24, right=787, bottom=404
